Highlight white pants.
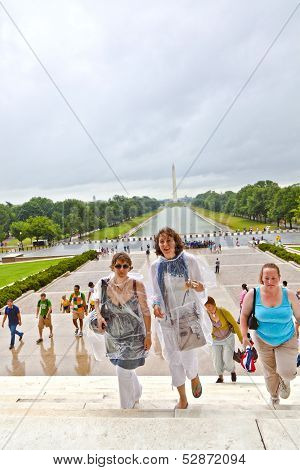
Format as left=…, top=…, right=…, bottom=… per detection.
left=159, top=324, right=199, bottom=388
left=212, top=333, right=235, bottom=376
left=116, top=365, right=142, bottom=409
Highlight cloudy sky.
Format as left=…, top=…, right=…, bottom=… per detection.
left=0, top=0, right=299, bottom=203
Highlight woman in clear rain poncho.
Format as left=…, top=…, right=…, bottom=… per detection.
left=93, top=252, right=151, bottom=409
left=151, top=227, right=213, bottom=409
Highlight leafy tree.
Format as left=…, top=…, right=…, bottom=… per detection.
left=10, top=221, right=30, bottom=248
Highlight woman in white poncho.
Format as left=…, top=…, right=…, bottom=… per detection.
left=151, top=227, right=212, bottom=409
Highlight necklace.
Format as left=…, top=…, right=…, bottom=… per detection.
left=111, top=278, right=130, bottom=289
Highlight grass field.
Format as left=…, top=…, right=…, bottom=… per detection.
left=0, top=258, right=67, bottom=288
left=193, top=207, right=277, bottom=231
left=87, top=210, right=161, bottom=240
left=4, top=238, right=32, bottom=247
left=292, top=246, right=300, bottom=251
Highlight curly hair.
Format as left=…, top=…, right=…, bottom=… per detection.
left=154, top=227, right=184, bottom=257
left=110, top=252, right=133, bottom=270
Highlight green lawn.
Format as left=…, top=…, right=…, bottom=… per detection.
left=87, top=210, right=161, bottom=240
left=292, top=246, right=300, bottom=251
left=3, top=238, right=32, bottom=248
left=193, top=207, right=277, bottom=231
left=0, top=258, right=67, bottom=288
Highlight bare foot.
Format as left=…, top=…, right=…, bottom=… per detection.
left=174, top=400, right=188, bottom=410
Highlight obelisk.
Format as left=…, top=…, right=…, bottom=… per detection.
left=172, top=163, right=178, bottom=202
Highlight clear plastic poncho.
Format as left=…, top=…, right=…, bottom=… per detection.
left=150, top=251, right=215, bottom=351
left=86, top=273, right=150, bottom=363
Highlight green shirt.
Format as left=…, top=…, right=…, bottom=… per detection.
left=37, top=299, right=52, bottom=317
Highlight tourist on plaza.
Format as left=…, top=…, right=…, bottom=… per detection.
left=94, top=252, right=151, bottom=409
left=2, top=299, right=23, bottom=350
left=36, top=293, right=53, bottom=344
left=87, top=281, right=95, bottom=312
left=69, top=284, right=87, bottom=337
left=240, top=263, right=300, bottom=408
left=60, top=295, right=70, bottom=313
left=237, top=283, right=249, bottom=324
left=215, top=258, right=220, bottom=274
left=205, top=296, right=242, bottom=383
left=151, top=227, right=212, bottom=409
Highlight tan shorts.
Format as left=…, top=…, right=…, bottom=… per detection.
left=72, top=310, right=85, bottom=320
left=38, top=315, right=52, bottom=329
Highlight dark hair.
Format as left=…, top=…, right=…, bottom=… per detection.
left=110, top=252, right=133, bottom=270
left=154, top=227, right=184, bottom=257
left=205, top=296, right=216, bottom=306
left=283, top=280, right=288, bottom=287
left=40, top=293, right=46, bottom=297
left=74, top=285, right=80, bottom=289
left=259, top=263, right=281, bottom=284
left=242, top=283, right=248, bottom=290
left=88, top=282, right=94, bottom=288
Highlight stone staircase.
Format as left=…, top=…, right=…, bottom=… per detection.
left=0, top=376, right=300, bottom=450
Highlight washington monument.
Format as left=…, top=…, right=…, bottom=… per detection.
left=172, top=163, right=178, bottom=202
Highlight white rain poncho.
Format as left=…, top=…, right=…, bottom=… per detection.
left=151, top=251, right=214, bottom=351
left=86, top=274, right=150, bottom=368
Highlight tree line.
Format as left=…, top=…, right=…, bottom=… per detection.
left=0, top=195, right=160, bottom=245
left=193, top=180, right=300, bottom=228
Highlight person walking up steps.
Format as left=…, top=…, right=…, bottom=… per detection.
left=36, top=293, right=53, bottom=344
left=215, top=258, right=220, bottom=274
left=2, top=299, right=24, bottom=349
left=241, top=263, right=300, bottom=408
left=70, top=284, right=87, bottom=337
left=205, top=296, right=242, bottom=383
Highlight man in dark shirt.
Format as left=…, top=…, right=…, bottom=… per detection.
left=2, top=299, right=23, bottom=349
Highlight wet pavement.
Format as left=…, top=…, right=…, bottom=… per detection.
left=0, top=245, right=299, bottom=377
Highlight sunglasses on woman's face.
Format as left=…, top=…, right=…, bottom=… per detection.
left=114, top=263, right=130, bottom=269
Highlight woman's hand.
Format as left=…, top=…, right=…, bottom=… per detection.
left=97, top=314, right=107, bottom=333
left=185, top=279, right=204, bottom=292
left=242, top=336, right=252, bottom=349
left=144, top=335, right=152, bottom=351
left=153, top=305, right=164, bottom=319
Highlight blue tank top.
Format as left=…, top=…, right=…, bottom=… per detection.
left=255, top=287, right=295, bottom=346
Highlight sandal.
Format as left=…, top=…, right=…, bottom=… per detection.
left=192, top=375, right=202, bottom=398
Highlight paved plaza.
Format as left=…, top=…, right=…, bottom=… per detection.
left=0, top=245, right=299, bottom=377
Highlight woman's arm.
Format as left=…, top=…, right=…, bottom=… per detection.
left=136, top=281, right=152, bottom=351
left=94, top=281, right=107, bottom=332
left=288, top=290, right=300, bottom=324
left=186, top=254, right=205, bottom=293
left=150, top=262, right=165, bottom=318
left=240, top=290, right=255, bottom=347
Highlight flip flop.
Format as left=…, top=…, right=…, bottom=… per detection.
left=192, top=376, right=202, bottom=398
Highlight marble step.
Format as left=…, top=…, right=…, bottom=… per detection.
left=1, top=415, right=299, bottom=450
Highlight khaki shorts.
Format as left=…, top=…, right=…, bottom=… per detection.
left=72, top=309, right=85, bottom=320
left=38, top=315, right=52, bottom=329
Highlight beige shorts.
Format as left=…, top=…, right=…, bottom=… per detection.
left=38, top=315, right=52, bottom=329
left=72, top=310, right=85, bottom=320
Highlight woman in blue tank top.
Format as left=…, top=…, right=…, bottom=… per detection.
left=240, top=263, right=300, bottom=408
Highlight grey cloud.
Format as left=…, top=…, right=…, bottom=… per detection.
left=0, top=0, right=299, bottom=203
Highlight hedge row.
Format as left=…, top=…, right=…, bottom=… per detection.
left=0, top=250, right=97, bottom=308
left=258, top=243, right=300, bottom=265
